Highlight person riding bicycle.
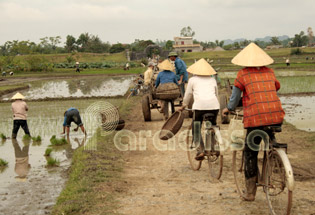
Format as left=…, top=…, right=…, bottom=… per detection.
left=222, top=43, right=285, bottom=201
left=179, top=58, right=220, bottom=160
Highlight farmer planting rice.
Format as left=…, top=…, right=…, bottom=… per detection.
left=11, top=92, right=31, bottom=139
left=222, top=42, right=285, bottom=201
left=61, top=108, right=86, bottom=136
left=179, top=58, right=220, bottom=160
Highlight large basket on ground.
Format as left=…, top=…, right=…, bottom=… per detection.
left=155, top=83, right=180, bottom=100
left=159, top=111, right=184, bottom=140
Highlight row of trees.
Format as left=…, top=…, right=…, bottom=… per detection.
left=0, top=29, right=313, bottom=56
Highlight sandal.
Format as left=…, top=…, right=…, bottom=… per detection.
left=195, top=152, right=205, bottom=161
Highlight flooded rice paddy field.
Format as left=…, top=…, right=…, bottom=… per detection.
left=280, top=95, right=315, bottom=132
left=1, top=75, right=134, bottom=101
left=0, top=98, right=126, bottom=215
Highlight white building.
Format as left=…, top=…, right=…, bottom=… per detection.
left=173, top=37, right=203, bottom=53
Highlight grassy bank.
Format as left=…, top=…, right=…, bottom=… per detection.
left=0, top=84, right=29, bottom=96
left=51, top=96, right=137, bottom=215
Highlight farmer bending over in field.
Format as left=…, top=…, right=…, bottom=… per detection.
left=61, top=108, right=86, bottom=136
left=222, top=43, right=285, bottom=202
left=11, top=92, right=31, bottom=139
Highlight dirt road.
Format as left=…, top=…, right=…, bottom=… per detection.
left=117, top=102, right=315, bottom=215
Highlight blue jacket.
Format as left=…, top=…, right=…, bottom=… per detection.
left=174, top=58, right=188, bottom=82
left=155, top=70, right=178, bottom=88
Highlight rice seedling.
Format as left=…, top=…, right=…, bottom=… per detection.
left=46, top=157, right=60, bottom=167
left=44, top=148, right=53, bottom=156
left=50, top=135, right=68, bottom=146
left=31, top=135, right=42, bottom=144
left=0, top=133, right=6, bottom=140
left=0, top=158, right=8, bottom=167
left=22, top=134, right=31, bottom=141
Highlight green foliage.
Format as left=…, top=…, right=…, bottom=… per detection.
left=44, top=148, right=53, bottom=156
left=130, top=39, right=154, bottom=52
left=0, top=133, right=6, bottom=140
left=50, top=135, right=68, bottom=146
left=0, top=158, right=8, bottom=167
left=292, top=31, right=308, bottom=47
left=270, top=36, right=281, bottom=45
left=46, top=157, right=60, bottom=167
left=109, top=43, right=126, bottom=54
left=66, top=54, right=76, bottom=63
left=24, top=55, right=54, bottom=72
left=291, top=48, right=303, bottom=55
left=165, top=40, right=173, bottom=51
left=65, top=35, right=77, bottom=52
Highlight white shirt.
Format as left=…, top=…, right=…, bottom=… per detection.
left=183, top=76, right=220, bottom=110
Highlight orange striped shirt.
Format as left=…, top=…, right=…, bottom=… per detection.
left=234, top=67, right=285, bottom=128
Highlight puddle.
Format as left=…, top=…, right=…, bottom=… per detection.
left=280, top=95, right=315, bottom=132
left=1, top=76, right=134, bottom=101
left=0, top=98, right=124, bottom=214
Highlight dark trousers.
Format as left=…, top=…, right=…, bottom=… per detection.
left=192, top=109, right=219, bottom=151
left=12, top=120, right=30, bottom=138
left=244, top=126, right=278, bottom=179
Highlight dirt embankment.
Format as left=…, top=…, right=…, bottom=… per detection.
left=116, top=102, right=315, bottom=215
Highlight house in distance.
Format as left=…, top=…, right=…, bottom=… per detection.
left=173, top=37, right=203, bottom=53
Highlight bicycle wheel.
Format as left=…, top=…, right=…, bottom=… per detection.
left=264, top=150, right=293, bottom=215
left=232, top=150, right=246, bottom=198
left=186, top=125, right=202, bottom=171
left=207, top=130, right=223, bottom=179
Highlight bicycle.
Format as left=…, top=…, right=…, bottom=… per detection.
left=186, top=110, right=223, bottom=179
left=230, top=112, right=295, bottom=215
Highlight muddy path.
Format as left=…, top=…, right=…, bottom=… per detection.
left=117, top=102, right=315, bottom=215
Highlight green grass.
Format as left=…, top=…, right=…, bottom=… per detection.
left=50, top=135, right=68, bottom=146
left=52, top=97, right=136, bottom=215
left=278, top=76, right=315, bottom=94
left=0, top=158, right=8, bottom=167
left=44, top=148, right=53, bottom=156
left=46, top=157, right=60, bottom=167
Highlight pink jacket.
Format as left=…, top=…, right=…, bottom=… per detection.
left=12, top=100, right=28, bottom=120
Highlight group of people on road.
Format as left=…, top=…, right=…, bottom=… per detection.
left=148, top=42, right=285, bottom=202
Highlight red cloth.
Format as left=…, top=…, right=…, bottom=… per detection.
left=234, top=67, right=285, bottom=128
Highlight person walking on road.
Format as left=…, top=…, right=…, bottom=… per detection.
left=168, top=52, right=188, bottom=97
left=222, top=42, right=285, bottom=201
left=11, top=92, right=31, bottom=138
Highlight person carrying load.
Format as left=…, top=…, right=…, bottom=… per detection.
left=155, top=59, right=179, bottom=120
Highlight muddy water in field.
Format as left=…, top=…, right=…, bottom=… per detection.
left=0, top=98, right=124, bottom=215
left=1, top=75, right=134, bottom=101
left=280, top=95, right=315, bottom=132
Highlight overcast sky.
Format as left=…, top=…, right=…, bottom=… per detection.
left=0, top=0, right=314, bottom=45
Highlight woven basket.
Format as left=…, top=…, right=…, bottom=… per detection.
left=155, top=83, right=180, bottom=100
left=159, top=111, right=184, bottom=140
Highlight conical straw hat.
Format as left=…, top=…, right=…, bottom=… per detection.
left=11, top=92, right=25, bottom=100
left=231, top=42, right=274, bottom=67
left=158, top=60, right=175, bottom=71
left=187, top=58, right=217, bottom=76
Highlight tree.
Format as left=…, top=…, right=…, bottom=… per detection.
left=65, top=35, right=77, bottom=52
left=109, top=43, right=125, bottom=53
left=77, top=33, right=90, bottom=52
left=180, top=26, right=195, bottom=37
left=165, top=40, right=173, bottom=51
left=270, top=36, right=281, bottom=45
left=130, top=39, right=154, bottom=52
left=292, top=31, right=308, bottom=47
